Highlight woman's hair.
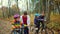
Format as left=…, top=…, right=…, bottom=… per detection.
left=24, top=11, right=27, bottom=15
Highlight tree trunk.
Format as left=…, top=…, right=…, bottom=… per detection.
left=8, top=0, right=11, bottom=18
left=16, top=0, right=20, bottom=14
left=58, top=2, right=60, bottom=14
left=1, top=0, right=5, bottom=18
left=45, top=0, right=51, bottom=23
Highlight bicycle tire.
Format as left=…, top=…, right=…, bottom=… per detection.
left=40, top=28, right=54, bottom=34
left=46, top=28, right=54, bottom=34
left=33, top=30, right=38, bottom=34
left=11, top=29, right=23, bottom=34
left=11, top=30, right=15, bottom=34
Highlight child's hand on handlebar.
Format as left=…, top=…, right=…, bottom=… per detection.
left=24, top=24, right=28, bottom=27
left=12, top=25, right=16, bottom=29
left=14, top=25, right=21, bottom=28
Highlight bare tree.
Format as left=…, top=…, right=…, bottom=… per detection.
left=7, top=0, right=11, bottom=18
left=1, top=0, right=5, bottom=18
left=15, top=0, right=20, bottom=14
left=45, top=0, right=51, bottom=23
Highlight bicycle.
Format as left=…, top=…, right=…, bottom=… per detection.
left=40, top=22, right=54, bottom=34
left=11, top=24, right=30, bottom=34
left=32, top=20, right=54, bottom=34
left=11, top=24, right=23, bottom=34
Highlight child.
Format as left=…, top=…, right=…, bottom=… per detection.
left=11, top=14, right=22, bottom=34
left=20, top=11, right=30, bottom=34
left=38, top=13, right=45, bottom=31
left=35, top=12, right=45, bottom=31
left=34, top=13, right=40, bottom=34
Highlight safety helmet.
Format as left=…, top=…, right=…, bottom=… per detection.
left=35, top=13, right=41, bottom=17
left=14, top=14, right=20, bottom=19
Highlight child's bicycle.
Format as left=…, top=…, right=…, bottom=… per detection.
left=33, top=25, right=40, bottom=34
left=11, top=24, right=23, bottom=34
left=33, top=22, right=54, bottom=34
left=40, top=22, right=54, bottom=34
left=11, top=24, right=29, bottom=34
left=35, top=24, right=54, bottom=34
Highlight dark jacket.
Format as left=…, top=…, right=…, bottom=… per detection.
left=34, top=15, right=44, bottom=26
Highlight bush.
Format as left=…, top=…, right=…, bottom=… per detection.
left=47, top=22, right=60, bottom=31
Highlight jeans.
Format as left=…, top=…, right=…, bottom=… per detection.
left=24, top=27, right=29, bottom=34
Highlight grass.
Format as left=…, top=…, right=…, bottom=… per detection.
left=47, top=14, right=60, bottom=32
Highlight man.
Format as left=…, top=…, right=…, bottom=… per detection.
left=20, top=11, right=30, bottom=34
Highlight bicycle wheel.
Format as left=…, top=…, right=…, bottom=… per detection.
left=33, top=27, right=39, bottom=34
left=11, top=30, right=17, bottom=34
left=11, top=30, right=14, bottom=34
left=40, top=28, right=47, bottom=34
left=45, top=28, right=54, bottom=34
left=40, top=27, right=54, bottom=34
left=33, top=29, right=37, bottom=34
left=40, top=28, right=54, bottom=34
left=20, top=28, right=24, bottom=34
left=11, top=29, right=21, bottom=34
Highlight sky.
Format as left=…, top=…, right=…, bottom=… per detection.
left=0, top=0, right=33, bottom=11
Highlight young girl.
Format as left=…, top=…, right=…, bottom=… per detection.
left=11, top=14, right=22, bottom=34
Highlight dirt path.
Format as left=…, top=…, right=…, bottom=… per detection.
left=0, top=20, right=11, bottom=34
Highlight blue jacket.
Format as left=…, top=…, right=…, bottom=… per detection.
left=34, top=15, right=44, bottom=25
